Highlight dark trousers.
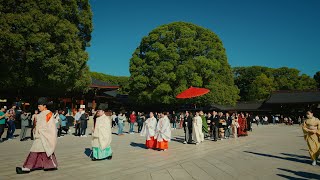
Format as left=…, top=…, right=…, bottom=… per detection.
left=184, top=126, right=192, bottom=143
left=6, top=120, right=15, bottom=139
left=30, top=126, right=35, bottom=140
left=138, top=123, right=143, bottom=133
left=80, top=128, right=86, bottom=135
left=75, top=123, right=81, bottom=136
left=20, top=126, right=28, bottom=140
left=57, top=128, right=61, bottom=137
left=0, top=124, right=5, bottom=140
left=211, top=125, right=218, bottom=140
left=112, top=121, right=116, bottom=127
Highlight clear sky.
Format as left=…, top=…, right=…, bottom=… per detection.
left=87, top=0, right=320, bottom=77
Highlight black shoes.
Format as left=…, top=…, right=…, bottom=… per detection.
left=16, top=167, right=30, bottom=174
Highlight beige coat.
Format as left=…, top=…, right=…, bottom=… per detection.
left=30, top=110, right=57, bottom=157
left=92, top=114, right=112, bottom=150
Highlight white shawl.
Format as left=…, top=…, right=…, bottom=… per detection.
left=155, top=116, right=171, bottom=142
left=92, top=114, right=112, bottom=150
left=140, top=117, right=157, bottom=140
left=30, top=110, right=57, bottom=157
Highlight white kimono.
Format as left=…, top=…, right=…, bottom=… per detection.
left=155, top=116, right=171, bottom=142
left=30, top=110, right=57, bottom=157
left=140, top=117, right=157, bottom=140
left=92, top=114, right=112, bottom=150
left=193, top=115, right=204, bottom=143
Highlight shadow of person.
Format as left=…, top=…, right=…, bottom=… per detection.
left=278, top=168, right=320, bottom=179
left=84, top=148, right=92, bottom=157
left=130, top=142, right=147, bottom=149
left=171, top=137, right=186, bottom=143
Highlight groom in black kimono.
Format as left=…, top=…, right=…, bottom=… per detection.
left=183, top=111, right=193, bottom=144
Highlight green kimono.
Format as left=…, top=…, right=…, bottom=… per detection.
left=201, top=115, right=208, bottom=134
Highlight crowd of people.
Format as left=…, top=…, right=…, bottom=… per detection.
left=1, top=99, right=318, bottom=174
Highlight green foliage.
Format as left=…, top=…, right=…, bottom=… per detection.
left=0, top=0, right=93, bottom=93
left=234, top=66, right=317, bottom=101
left=248, top=73, right=275, bottom=100
left=314, top=71, right=320, bottom=88
left=89, top=72, right=130, bottom=94
left=129, top=22, right=239, bottom=107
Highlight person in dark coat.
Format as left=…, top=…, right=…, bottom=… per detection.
left=80, top=110, right=89, bottom=137
left=183, top=111, right=193, bottom=144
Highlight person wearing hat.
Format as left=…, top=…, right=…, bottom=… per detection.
left=91, top=106, right=113, bottom=161
left=16, top=97, right=58, bottom=174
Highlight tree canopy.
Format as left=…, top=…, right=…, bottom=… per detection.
left=234, top=66, right=317, bottom=101
left=314, top=71, right=320, bottom=88
left=89, top=72, right=130, bottom=94
left=0, top=0, right=93, bottom=95
left=129, top=22, right=239, bottom=107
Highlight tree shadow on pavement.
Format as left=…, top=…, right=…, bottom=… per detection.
left=243, top=151, right=310, bottom=164
left=280, top=153, right=309, bottom=160
left=277, top=168, right=320, bottom=180
left=130, top=142, right=147, bottom=149
left=277, top=174, right=307, bottom=180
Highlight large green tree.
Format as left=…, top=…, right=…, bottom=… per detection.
left=314, top=71, right=320, bottom=88
left=129, top=22, right=239, bottom=107
left=0, top=0, right=93, bottom=95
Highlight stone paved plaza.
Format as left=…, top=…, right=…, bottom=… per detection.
left=1, top=124, right=320, bottom=180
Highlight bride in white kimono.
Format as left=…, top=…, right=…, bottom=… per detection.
left=193, top=111, right=204, bottom=144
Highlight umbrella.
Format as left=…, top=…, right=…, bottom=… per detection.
left=176, top=86, right=210, bottom=99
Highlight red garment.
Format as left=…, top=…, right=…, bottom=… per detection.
left=237, top=115, right=248, bottom=136
left=23, top=152, right=58, bottom=170
left=145, top=136, right=156, bottom=149
left=130, top=114, right=136, bottom=123
left=156, top=140, right=168, bottom=150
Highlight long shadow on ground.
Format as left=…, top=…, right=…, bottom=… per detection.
left=277, top=168, right=320, bottom=180
left=243, top=151, right=310, bottom=164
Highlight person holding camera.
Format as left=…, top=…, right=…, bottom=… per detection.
left=20, top=111, right=31, bottom=141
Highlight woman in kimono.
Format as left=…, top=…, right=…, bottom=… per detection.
left=16, top=97, right=58, bottom=174
left=200, top=111, right=208, bottom=138
left=155, top=112, right=171, bottom=151
left=237, top=113, right=248, bottom=136
left=302, top=110, right=320, bottom=166
left=232, top=113, right=239, bottom=138
left=193, top=111, right=204, bottom=144
left=140, top=112, right=157, bottom=149
left=91, top=108, right=112, bottom=161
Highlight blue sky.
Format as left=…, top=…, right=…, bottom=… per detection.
left=87, top=0, right=320, bottom=77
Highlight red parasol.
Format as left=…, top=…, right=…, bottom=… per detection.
left=176, top=86, right=210, bottom=99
